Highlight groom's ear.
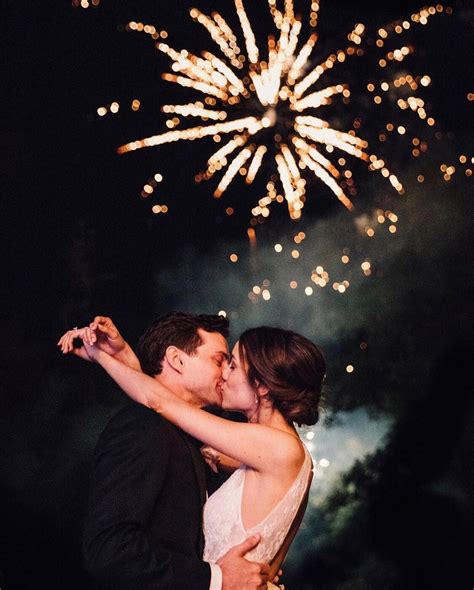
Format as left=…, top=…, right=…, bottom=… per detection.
left=164, top=346, right=185, bottom=373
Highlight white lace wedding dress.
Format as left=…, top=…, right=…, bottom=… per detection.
left=203, top=445, right=312, bottom=586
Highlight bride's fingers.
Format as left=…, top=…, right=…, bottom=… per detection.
left=75, top=327, right=90, bottom=342
left=82, top=327, right=91, bottom=346
left=57, top=332, right=73, bottom=347
left=60, top=333, right=72, bottom=354
left=67, top=332, right=77, bottom=352
left=60, top=332, right=73, bottom=353
left=63, top=332, right=74, bottom=353
left=207, top=461, right=218, bottom=473
left=57, top=328, right=92, bottom=354
left=58, top=334, right=67, bottom=352
left=62, top=328, right=87, bottom=353
left=83, top=327, right=97, bottom=346
left=89, top=327, right=98, bottom=344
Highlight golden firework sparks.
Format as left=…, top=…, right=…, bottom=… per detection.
left=118, top=1, right=448, bottom=220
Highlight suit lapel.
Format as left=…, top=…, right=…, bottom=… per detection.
left=180, top=432, right=207, bottom=556
left=181, top=432, right=207, bottom=508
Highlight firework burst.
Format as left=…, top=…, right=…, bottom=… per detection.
left=115, top=1, right=453, bottom=221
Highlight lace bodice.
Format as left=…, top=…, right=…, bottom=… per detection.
left=203, top=445, right=312, bottom=563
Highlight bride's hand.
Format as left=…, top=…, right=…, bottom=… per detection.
left=201, top=445, right=221, bottom=473
left=57, top=326, right=98, bottom=361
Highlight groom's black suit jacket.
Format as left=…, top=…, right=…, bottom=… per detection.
left=82, top=400, right=211, bottom=590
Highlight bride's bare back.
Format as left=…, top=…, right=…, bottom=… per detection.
left=203, top=446, right=312, bottom=563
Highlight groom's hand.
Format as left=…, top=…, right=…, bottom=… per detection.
left=218, top=534, right=270, bottom=590
left=88, top=316, right=126, bottom=356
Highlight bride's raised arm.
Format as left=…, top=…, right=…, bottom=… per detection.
left=85, top=344, right=301, bottom=474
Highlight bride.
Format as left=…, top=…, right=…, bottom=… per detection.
left=59, top=316, right=325, bottom=587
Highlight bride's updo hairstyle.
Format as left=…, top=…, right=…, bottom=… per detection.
left=238, top=327, right=325, bottom=426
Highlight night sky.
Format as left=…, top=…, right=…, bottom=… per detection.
left=2, top=1, right=473, bottom=588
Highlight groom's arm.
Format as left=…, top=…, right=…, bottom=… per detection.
left=83, top=403, right=211, bottom=590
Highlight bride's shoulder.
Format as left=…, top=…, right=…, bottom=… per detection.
left=267, top=426, right=306, bottom=471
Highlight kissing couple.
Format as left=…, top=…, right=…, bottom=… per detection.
left=59, top=311, right=325, bottom=589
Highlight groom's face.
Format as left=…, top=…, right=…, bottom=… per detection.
left=181, top=329, right=229, bottom=407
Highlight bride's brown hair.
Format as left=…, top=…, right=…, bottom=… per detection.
left=238, top=327, right=325, bottom=426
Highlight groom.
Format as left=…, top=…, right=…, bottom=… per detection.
left=78, top=313, right=269, bottom=590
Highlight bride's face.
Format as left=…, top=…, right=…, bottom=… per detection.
left=220, top=342, right=258, bottom=415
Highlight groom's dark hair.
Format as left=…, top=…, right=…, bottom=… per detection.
left=137, top=311, right=229, bottom=376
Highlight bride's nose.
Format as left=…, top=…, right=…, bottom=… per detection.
left=222, top=364, right=230, bottom=381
